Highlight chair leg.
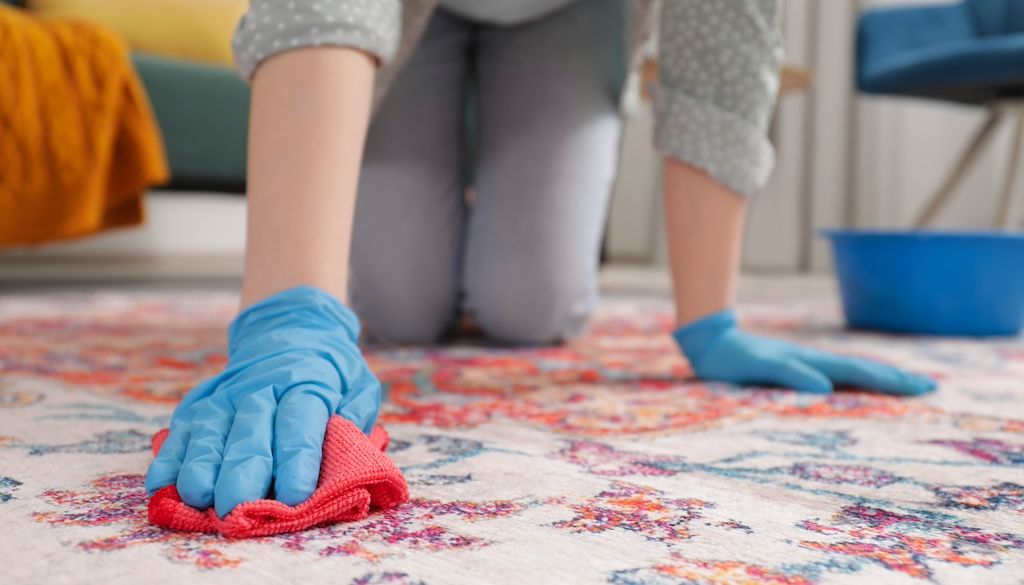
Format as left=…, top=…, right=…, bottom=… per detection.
left=994, top=112, right=1024, bottom=229
left=914, top=109, right=1004, bottom=228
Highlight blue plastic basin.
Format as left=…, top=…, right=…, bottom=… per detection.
left=822, top=230, right=1024, bottom=336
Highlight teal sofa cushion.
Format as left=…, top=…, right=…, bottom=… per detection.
left=133, top=53, right=249, bottom=191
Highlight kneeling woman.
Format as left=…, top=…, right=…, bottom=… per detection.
left=146, top=0, right=936, bottom=519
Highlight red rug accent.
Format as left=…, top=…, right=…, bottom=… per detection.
left=147, top=417, right=408, bottom=538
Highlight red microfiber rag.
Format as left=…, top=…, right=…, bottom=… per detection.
left=148, top=416, right=408, bottom=538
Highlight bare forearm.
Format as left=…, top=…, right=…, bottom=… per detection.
left=663, top=158, right=747, bottom=326
left=241, top=47, right=375, bottom=308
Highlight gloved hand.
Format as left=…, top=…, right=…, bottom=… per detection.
left=673, top=309, right=936, bottom=395
left=145, top=286, right=382, bottom=518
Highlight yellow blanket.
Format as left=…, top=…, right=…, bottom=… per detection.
left=0, top=5, right=168, bottom=247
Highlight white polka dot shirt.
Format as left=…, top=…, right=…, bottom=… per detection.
left=233, top=0, right=782, bottom=197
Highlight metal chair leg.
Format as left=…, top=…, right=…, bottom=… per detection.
left=914, top=109, right=1004, bottom=228
left=994, top=112, right=1024, bottom=229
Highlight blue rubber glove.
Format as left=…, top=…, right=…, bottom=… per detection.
left=145, top=286, right=382, bottom=518
left=673, top=310, right=936, bottom=395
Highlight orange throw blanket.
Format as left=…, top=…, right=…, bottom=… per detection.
left=0, top=5, right=168, bottom=246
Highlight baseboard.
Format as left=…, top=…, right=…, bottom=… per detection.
left=0, top=191, right=246, bottom=283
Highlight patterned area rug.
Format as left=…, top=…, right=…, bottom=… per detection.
left=0, top=290, right=1022, bottom=584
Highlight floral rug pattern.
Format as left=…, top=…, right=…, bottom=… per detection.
left=0, top=290, right=1022, bottom=584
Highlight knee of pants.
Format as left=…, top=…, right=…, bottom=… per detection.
left=465, top=267, right=597, bottom=345
left=350, top=279, right=457, bottom=345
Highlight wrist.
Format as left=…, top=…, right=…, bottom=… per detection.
left=228, top=285, right=361, bottom=354
left=672, top=309, right=738, bottom=364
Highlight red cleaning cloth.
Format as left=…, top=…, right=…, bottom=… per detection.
left=148, top=416, right=408, bottom=538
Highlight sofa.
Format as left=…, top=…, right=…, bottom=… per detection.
left=3, top=0, right=250, bottom=192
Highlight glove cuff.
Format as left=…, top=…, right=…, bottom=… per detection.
left=672, top=309, right=738, bottom=364
left=228, top=286, right=362, bottom=354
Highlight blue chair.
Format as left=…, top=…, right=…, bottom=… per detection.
left=857, top=0, right=1024, bottom=227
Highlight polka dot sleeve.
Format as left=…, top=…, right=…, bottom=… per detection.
left=233, top=0, right=402, bottom=83
left=654, top=0, right=783, bottom=198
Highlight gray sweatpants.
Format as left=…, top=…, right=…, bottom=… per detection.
left=350, top=1, right=626, bottom=345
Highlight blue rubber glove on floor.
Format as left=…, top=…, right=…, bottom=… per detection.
left=145, top=286, right=382, bottom=518
left=674, top=309, right=936, bottom=395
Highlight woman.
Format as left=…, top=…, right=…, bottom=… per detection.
left=146, top=0, right=936, bottom=519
